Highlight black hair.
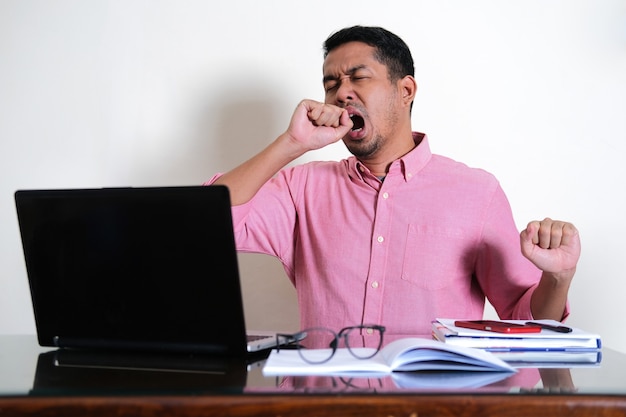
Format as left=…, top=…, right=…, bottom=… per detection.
left=323, top=26, right=415, bottom=82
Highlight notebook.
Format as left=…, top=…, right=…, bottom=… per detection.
left=15, top=185, right=287, bottom=356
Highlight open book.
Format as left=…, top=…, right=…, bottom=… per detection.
left=262, top=337, right=516, bottom=376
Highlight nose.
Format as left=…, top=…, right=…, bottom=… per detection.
left=334, top=75, right=354, bottom=106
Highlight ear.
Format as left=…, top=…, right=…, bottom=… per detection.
left=399, top=75, right=417, bottom=107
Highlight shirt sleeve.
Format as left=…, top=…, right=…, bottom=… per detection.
left=204, top=171, right=299, bottom=281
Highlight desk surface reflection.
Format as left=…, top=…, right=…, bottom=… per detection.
left=1, top=335, right=625, bottom=417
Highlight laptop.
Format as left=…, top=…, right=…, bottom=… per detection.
left=14, top=185, right=287, bottom=357
left=32, top=349, right=249, bottom=395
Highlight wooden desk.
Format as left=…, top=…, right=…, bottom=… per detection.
left=1, top=335, right=625, bottom=417
left=2, top=393, right=626, bottom=417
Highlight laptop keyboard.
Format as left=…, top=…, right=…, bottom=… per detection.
left=247, top=334, right=271, bottom=342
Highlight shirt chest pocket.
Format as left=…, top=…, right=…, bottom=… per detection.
left=401, top=224, right=474, bottom=290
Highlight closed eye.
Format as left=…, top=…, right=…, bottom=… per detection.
left=324, top=82, right=338, bottom=93
left=323, top=69, right=370, bottom=92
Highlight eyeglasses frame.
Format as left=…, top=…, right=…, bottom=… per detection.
left=275, top=324, right=386, bottom=364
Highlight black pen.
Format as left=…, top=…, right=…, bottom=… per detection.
left=526, top=321, right=572, bottom=333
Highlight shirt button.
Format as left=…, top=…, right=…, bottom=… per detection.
left=371, top=281, right=379, bottom=289
left=366, top=328, right=374, bottom=335
left=377, top=236, right=384, bottom=243
left=382, top=192, right=389, bottom=199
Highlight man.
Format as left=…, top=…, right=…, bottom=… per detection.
left=207, top=26, right=580, bottom=339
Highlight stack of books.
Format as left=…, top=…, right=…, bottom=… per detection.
left=432, top=318, right=602, bottom=367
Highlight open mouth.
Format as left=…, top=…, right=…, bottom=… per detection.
left=349, top=114, right=365, bottom=131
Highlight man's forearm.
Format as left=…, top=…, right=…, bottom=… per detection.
left=213, top=133, right=305, bottom=205
left=529, top=269, right=574, bottom=321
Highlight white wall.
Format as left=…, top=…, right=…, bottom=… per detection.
left=1, top=0, right=625, bottom=351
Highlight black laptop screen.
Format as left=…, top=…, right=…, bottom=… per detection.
left=15, top=186, right=249, bottom=355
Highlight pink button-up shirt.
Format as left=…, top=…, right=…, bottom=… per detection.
left=208, top=133, right=550, bottom=338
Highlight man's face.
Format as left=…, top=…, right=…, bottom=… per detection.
left=322, top=42, right=403, bottom=159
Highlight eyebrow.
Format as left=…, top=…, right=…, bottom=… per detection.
left=323, top=64, right=368, bottom=84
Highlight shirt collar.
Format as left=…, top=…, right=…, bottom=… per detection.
left=349, top=132, right=432, bottom=183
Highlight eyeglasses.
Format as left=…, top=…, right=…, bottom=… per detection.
left=278, top=375, right=384, bottom=393
left=276, top=324, right=386, bottom=364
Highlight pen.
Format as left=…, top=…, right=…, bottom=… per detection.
left=526, top=321, right=572, bottom=333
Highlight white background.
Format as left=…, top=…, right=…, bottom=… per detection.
left=1, top=0, right=625, bottom=352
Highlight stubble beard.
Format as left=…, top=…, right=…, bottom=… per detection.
left=344, top=134, right=383, bottom=159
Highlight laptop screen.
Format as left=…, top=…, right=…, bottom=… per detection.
left=15, top=186, right=249, bottom=355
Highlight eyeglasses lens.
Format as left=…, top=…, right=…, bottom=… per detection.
left=343, top=326, right=383, bottom=359
left=297, top=328, right=337, bottom=363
